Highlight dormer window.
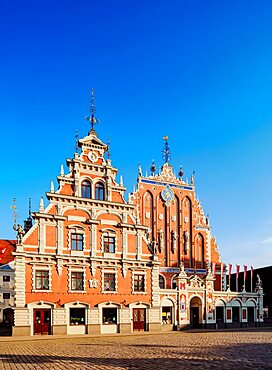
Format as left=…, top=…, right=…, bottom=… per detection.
left=95, top=182, right=105, bottom=200
left=81, top=180, right=91, bottom=198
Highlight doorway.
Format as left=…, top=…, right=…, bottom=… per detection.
left=190, top=296, right=202, bottom=328
left=33, top=309, right=51, bottom=335
left=133, top=308, right=146, bottom=331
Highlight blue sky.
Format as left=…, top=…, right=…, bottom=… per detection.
left=1, top=0, right=272, bottom=267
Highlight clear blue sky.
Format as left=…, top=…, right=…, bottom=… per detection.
left=1, top=0, right=272, bottom=268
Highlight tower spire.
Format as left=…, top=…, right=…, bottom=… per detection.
left=85, top=88, right=98, bottom=134
left=162, top=136, right=171, bottom=164
left=75, top=130, right=79, bottom=153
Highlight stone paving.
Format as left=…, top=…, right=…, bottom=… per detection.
left=0, top=329, right=271, bottom=369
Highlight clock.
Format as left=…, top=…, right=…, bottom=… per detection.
left=161, top=186, right=174, bottom=205
left=88, top=151, right=98, bottom=163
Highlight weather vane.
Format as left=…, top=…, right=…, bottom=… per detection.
left=85, top=88, right=98, bottom=131
left=162, top=136, right=171, bottom=164
left=107, top=138, right=111, bottom=160
left=75, top=130, right=79, bottom=153
left=10, top=197, right=17, bottom=225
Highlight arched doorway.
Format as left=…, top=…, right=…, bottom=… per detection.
left=161, top=297, right=175, bottom=330
left=190, top=296, right=202, bottom=328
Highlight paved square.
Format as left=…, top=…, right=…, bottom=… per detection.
left=0, top=329, right=271, bottom=369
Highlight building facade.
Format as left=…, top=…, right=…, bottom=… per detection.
left=11, top=105, right=263, bottom=336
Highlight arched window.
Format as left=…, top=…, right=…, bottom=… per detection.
left=172, top=275, right=177, bottom=289
left=159, top=275, right=165, bottom=289
left=81, top=180, right=91, bottom=198
left=95, top=182, right=105, bottom=200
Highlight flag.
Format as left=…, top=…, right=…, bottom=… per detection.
left=251, top=266, right=254, bottom=292
left=221, top=263, right=224, bottom=290
left=236, top=265, right=240, bottom=291
left=228, top=263, right=232, bottom=290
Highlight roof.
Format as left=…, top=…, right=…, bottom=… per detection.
left=0, top=240, right=16, bottom=265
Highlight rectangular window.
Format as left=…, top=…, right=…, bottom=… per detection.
left=35, top=270, right=49, bottom=290
left=103, top=307, right=117, bottom=324
left=104, top=236, right=115, bottom=253
left=3, top=293, right=10, bottom=299
left=70, top=308, right=86, bottom=325
left=134, top=274, right=145, bottom=292
left=71, top=272, right=84, bottom=291
left=104, top=273, right=116, bottom=291
left=71, top=233, right=83, bottom=251
left=3, top=275, right=10, bottom=282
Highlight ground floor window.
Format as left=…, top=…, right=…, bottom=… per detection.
left=247, top=307, right=255, bottom=322
left=70, top=308, right=86, bottom=325
left=102, top=308, right=117, bottom=325
left=232, top=307, right=240, bottom=322
left=216, top=307, right=224, bottom=323
left=162, top=307, right=172, bottom=324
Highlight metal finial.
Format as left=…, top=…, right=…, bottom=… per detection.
left=178, top=165, right=184, bottom=178
left=150, top=160, right=156, bottom=175
left=162, top=136, right=171, bottom=164
left=28, top=198, right=31, bottom=217
left=107, top=138, right=111, bottom=159
left=85, top=88, right=98, bottom=132
left=10, top=197, right=17, bottom=225
left=75, top=130, right=79, bottom=153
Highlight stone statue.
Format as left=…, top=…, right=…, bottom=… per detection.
left=146, top=228, right=152, bottom=244
left=158, top=228, right=163, bottom=252
left=151, top=240, right=158, bottom=255
left=171, top=230, right=177, bottom=253
left=256, top=274, right=262, bottom=288
left=184, top=230, right=189, bottom=254
left=13, top=224, right=25, bottom=244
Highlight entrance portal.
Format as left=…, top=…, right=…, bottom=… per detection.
left=190, top=296, right=202, bottom=328
left=133, top=308, right=146, bottom=331
left=33, top=309, right=51, bottom=335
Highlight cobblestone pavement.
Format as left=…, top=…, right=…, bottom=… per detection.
left=0, top=329, right=271, bottom=370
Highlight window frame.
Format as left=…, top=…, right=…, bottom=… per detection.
left=159, top=274, right=166, bottom=289
left=69, top=307, right=86, bottom=326
left=133, top=274, right=145, bottom=292
left=103, top=272, right=117, bottom=292
left=3, top=292, right=10, bottom=300
left=103, top=235, right=116, bottom=253
left=35, top=270, right=50, bottom=290
left=81, top=180, right=91, bottom=199
left=95, top=182, right=105, bottom=201
left=71, top=271, right=84, bottom=291
left=71, top=232, right=84, bottom=251
left=3, top=275, right=10, bottom=282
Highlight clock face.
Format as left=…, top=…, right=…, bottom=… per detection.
left=161, top=186, right=174, bottom=204
left=88, top=151, right=98, bottom=163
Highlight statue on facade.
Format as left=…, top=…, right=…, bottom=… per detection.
left=256, top=274, right=262, bottom=288
left=151, top=240, right=159, bottom=255
left=13, top=224, right=25, bottom=244
left=171, top=230, right=177, bottom=253
left=158, top=228, right=163, bottom=252
left=184, top=230, right=189, bottom=254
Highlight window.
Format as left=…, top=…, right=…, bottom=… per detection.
left=103, top=307, right=117, bottom=324
left=134, top=274, right=145, bottom=292
left=95, top=182, right=105, bottom=200
left=159, top=275, right=165, bottom=289
left=103, top=273, right=116, bottom=291
left=35, top=270, right=49, bottom=290
left=172, top=275, right=177, bottom=289
left=71, top=233, right=83, bottom=251
left=3, top=275, right=10, bottom=282
left=81, top=180, right=91, bottom=198
left=71, top=272, right=84, bottom=291
left=104, top=236, right=115, bottom=253
left=3, top=293, right=10, bottom=300
left=70, top=308, right=85, bottom=325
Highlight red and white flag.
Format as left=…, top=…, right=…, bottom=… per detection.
left=236, top=265, right=240, bottom=291
left=212, top=262, right=216, bottom=277
left=251, top=266, right=254, bottom=292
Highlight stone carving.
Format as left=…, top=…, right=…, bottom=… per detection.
left=158, top=228, right=163, bottom=253
left=171, top=230, right=177, bottom=253
left=184, top=230, right=189, bottom=254
left=189, top=275, right=204, bottom=288
left=13, top=224, right=25, bottom=244
left=256, top=274, right=262, bottom=288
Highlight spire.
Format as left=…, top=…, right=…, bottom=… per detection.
left=10, top=197, right=17, bottom=225
left=24, top=198, right=33, bottom=232
left=75, top=130, right=79, bottom=153
left=107, top=138, right=111, bottom=160
left=39, top=197, right=44, bottom=212
left=85, top=88, right=98, bottom=134
left=162, top=136, right=171, bottom=164
left=150, top=160, right=156, bottom=175
left=28, top=198, right=31, bottom=217
left=60, top=164, right=64, bottom=176
left=50, top=181, right=55, bottom=193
